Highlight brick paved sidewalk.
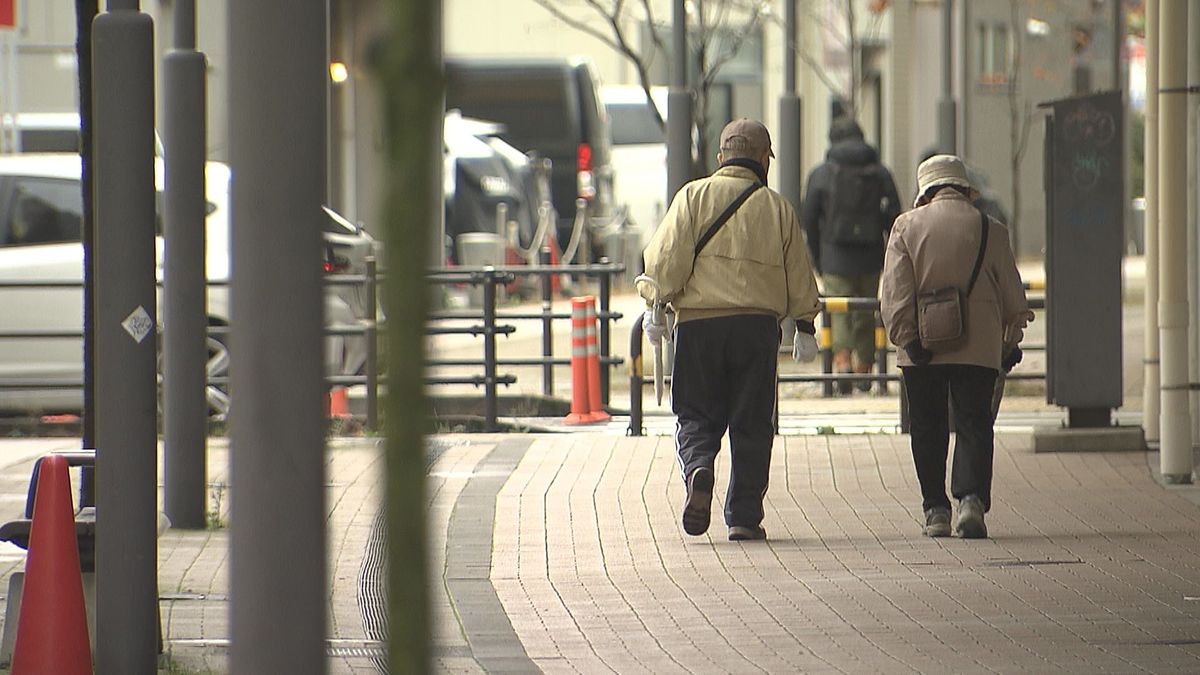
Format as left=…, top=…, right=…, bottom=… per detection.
left=1, top=429, right=1198, bottom=673
left=434, top=432, right=1200, bottom=674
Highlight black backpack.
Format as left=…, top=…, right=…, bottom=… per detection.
left=826, top=161, right=888, bottom=246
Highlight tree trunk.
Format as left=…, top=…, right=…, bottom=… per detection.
left=376, top=1, right=440, bottom=671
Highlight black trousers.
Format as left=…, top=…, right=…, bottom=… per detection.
left=902, top=364, right=998, bottom=513
left=672, top=314, right=778, bottom=528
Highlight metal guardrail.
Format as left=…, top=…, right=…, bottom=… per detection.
left=424, top=259, right=626, bottom=431
left=627, top=292, right=1048, bottom=436
left=0, top=258, right=628, bottom=435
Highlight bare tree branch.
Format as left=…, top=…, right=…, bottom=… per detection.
left=528, top=0, right=625, bottom=53
left=638, top=0, right=666, bottom=54
left=528, top=0, right=664, bottom=128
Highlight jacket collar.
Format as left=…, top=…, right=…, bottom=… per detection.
left=716, top=158, right=767, bottom=185
left=930, top=189, right=972, bottom=205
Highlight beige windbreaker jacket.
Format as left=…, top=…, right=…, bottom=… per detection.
left=637, top=164, right=820, bottom=326
left=880, top=190, right=1033, bottom=369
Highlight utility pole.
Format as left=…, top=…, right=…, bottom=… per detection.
left=937, top=0, right=956, bottom=154
left=667, top=0, right=693, bottom=200
left=779, top=0, right=802, bottom=213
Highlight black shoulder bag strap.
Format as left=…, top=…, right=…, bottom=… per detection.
left=693, top=181, right=763, bottom=258
left=965, top=210, right=989, bottom=296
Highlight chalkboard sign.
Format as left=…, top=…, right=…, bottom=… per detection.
left=1043, top=90, right=1124, bottom=412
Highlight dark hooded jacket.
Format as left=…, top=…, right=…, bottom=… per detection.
left=800, top=119, right=902, bottom=276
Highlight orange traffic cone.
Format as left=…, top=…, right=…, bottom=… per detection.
left=12, top=455, right=92, bottom=675
left=564, top=297, right=593, bottom=425
left=326, top=386, right=351, bottom=418
left=583, top=298, right=610, bottom=423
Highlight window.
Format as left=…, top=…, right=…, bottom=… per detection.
left=1, top=178, right=82, bottom=246
left=977, top=22, right=1013, bottom=86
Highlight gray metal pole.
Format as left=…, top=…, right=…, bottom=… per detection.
left=172, top=0, right=194, bottom=48
left=1159, top=0, right=1192, bottom=482
left=162, top=0, right=208, bottom=530
left=77, top=0, right=98, bottom=507
left=92, top=8, right=159, bottom=674
left=936, top=0, right=956, bottom=153
left=667, top=0, right=693, bottom=199
left=229, top=0, right=328, bottom=672
left=779, top=0, right=802, bottom=213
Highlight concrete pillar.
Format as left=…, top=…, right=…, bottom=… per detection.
left=1158, top=0, right=1192, bottom=482
left=1187, top=0, right=1200, bottom=450
left=1143, top=0, right=1160, bottom=446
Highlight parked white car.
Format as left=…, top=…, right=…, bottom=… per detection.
left=601, top=85, right=669, bottom=244
left=0, top=153, right=374, bottom=418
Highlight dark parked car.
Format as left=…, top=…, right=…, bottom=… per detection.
left=445, top=57, right=614, bottom=259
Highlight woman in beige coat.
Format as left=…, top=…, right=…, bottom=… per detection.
left=880, top=155, right=1033, bottom=539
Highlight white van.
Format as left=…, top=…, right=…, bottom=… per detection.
left=1, top=112, right=166, bottom=157
left=600, top=86, right=669, bottom=243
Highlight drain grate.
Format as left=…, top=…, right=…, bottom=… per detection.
left=357, top=511, right=388, bottom=672
left=327, top=641, right=387, bottom=658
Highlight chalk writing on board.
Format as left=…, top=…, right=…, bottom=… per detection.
left=1071, top=149, right=1110, bottom=190
left=1062, top=104, right=1115, bottom=146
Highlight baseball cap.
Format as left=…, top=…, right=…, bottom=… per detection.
left=719, top=118, right=774, bottom=158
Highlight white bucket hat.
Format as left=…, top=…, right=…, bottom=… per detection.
left=914, top=154, right=975, bottom=207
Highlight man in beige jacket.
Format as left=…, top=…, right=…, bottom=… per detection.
left=638, top=119, right=821, bottom=542
left=880, top=155, right=1032, bottom=539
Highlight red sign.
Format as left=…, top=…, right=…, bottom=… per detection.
left=0, top=0, right=13, bottom=29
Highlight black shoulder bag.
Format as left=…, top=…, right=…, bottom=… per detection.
left=916, top=210, right=989, bottom=351
left=693, top=181, right=763, bottom=263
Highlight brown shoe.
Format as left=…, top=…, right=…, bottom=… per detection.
left=682, top=467, right=714, bottom=536
left=728, top=525, right=767, bottom=541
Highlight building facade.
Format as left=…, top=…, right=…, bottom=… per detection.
left=8, top=1, right=1121, bottom=257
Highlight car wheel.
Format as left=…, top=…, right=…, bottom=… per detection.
left=157, top=328, right=231, bottom=421
left=204, top=333, right=231, bottom=420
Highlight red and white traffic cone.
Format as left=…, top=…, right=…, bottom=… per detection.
left=584, top=298, right=610, bottom=423
left=564, top=297, right=593, bottom=425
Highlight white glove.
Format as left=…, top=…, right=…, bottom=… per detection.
left=643, top=309, right=667, bottom=344
left=792, top=332, right=818, bottom=363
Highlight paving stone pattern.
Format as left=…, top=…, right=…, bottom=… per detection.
left=1, top=430, right=1199, bottom=673
left=481, top=433, right=1200, bottom=674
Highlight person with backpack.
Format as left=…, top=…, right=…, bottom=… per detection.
left=638, top=118, right=821, bottom=542
left=800, top=117, right=902, bottom=394
left=879, top=154, right=1031, bottom=539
